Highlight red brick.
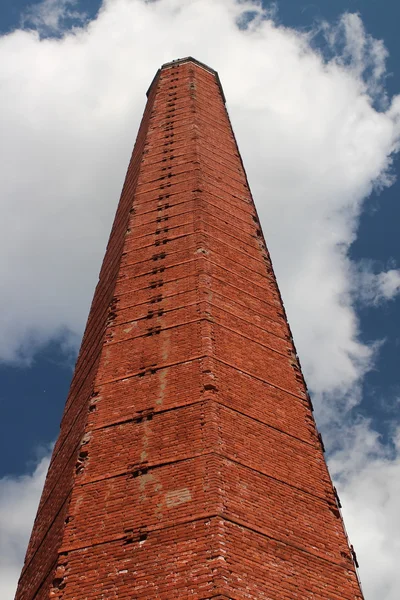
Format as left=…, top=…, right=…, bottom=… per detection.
left=15, top=58, right=362, bottom=600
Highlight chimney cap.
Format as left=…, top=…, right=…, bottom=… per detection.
left=146, top=57, right=225, bottom=103
left=160, top=56, right=217, bottom=75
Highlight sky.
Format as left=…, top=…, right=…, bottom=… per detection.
left=0, top=0, right=400, bottom=598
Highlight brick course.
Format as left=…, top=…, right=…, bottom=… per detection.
left=15, top=57, right=363, bottom=599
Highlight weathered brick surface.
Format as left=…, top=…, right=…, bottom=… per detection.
left=15, top=57, right=363, bottom=599
left=87, top=359, right=204, bottom=428
left=45, top=519, right=361, bottom=600
left=62, top=455, right=349, bottom=564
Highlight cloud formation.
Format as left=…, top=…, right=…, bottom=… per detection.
left=355, top=262, right=400, bottom=305
left=21, top=0, right=87, bottom=35
left=1, top=1, right=400, bottom=598
left=330, top=421, right=400, bottom=600
left=0, top=455, right=49, bottom=599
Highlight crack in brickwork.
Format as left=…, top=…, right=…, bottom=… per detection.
left=15, top=59, right=363, bottom=599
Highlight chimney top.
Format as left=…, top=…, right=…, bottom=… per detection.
left=146, top=56, right=225, bottom=103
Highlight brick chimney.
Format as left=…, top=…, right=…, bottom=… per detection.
left=16, top=57, right=363, bottom=600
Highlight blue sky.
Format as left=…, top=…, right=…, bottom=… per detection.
left=1, top=1, right=400, bottom=598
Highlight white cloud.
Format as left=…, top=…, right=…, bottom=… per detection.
left=377, top=270, right=400, bottom=300
left=354, top=262, right=400, bottom=305
left=329, top=422, right=400, bottom=600
left=322, top=11, right=389, bottom=98
left=1, top=1, right=400, bottom=598
left=0, top=455, right=49, bottom=600
left=21, top=0, right=87, bottom=35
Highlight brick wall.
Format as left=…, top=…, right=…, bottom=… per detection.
left=15, top=58, right=363, bottom=600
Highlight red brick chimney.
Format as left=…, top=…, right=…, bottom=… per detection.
left=16, top=57, right=363, bottom=600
